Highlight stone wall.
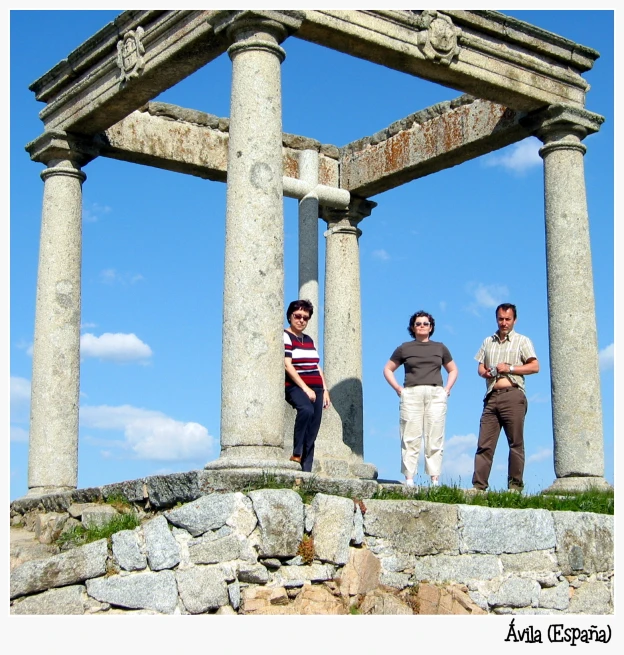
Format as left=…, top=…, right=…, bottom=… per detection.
left=10, top=478, right=613, bottom=615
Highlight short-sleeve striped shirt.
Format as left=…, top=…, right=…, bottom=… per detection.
left=475, top=329, right=537, bottom=398
left=284, top=330, right=323, bottom=388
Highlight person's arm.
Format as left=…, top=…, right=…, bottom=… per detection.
left=317, top=366, right=331, bottom=409
left=443, top=360, right=458, bottom=395
left=383, top=360, right=403, bottom=398
left=478, top=362, right=495, bottom=379
left=497, top=358, right=539, bottom=376
left=285, top=357, right=316, bottom=402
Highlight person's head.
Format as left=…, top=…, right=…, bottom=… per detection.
left=287, top=299, right=313, bottom=328
left=407, top=311, right=435, bottom=338
left=496, top=303, right=517, bottom=337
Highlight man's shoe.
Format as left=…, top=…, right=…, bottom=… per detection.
left=508, top=485, right=523, bottom=493
left=465, top=487, right=485, bottom=496
left=289, top=455, right=301, bottom=463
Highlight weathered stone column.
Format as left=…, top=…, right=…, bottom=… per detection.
left=24, top=131, right=89, bottom=496
left=298, top=149, right=320, bottom=343
left=317, top=198, right=378, bottom=479
left=532, top=105, right=611, bottom=493
left=206, top=17, right=298, bottom=471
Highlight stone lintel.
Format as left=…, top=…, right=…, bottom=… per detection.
left=99, top=108, right=340, bottom=187
left=340, top=98, right=530, bottom=197
left=30, top=10, right=598, bottom=140
left=296, top=10, right=594, bottom=111
left=443, top=10, right=599, bottom=72
left=33, top=11, right=230, bottom=135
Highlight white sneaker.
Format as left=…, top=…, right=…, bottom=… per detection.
left=403, top=479, right=414, bottom=487
left=431, top=478, right=439, bottom=487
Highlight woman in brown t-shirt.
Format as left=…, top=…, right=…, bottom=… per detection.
left=383, top=310, right=458, bottom=488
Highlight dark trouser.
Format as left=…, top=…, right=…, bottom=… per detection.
left=472, top=387, right=527, bottom=490
left=285, top=386, right=324, bottom=472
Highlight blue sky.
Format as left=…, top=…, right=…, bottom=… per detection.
left=8, top=9, right=615, bottom=501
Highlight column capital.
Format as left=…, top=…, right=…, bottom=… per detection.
left=522, top=103, right=605, bottom=146
left=25, top=130, right=97, bottom=168
left=322, top=197, right=377, bottom=232
left=216, top=11, right=303, bottom=57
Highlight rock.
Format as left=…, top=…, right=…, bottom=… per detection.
left=359, top=588, right=414, bottom=615
left=176, top=565, right=229, bottom=614
left=112, top=529, right=147, bottom=572
left=143, top=515, right=180, bottom=570
left=11, top=584, right=87, bottom=615
left=292, top=583, right=347, bottom=615
left=248, top=489, right=304, bottom=558
left=364, top=500, right=459, bottom=555
left=416, top=582, right=488, bottom=615
left=311, top=494, right=354, bottom=565
left=338, top=547, right=381, bottom=597
left=459, top=506, right=555, bottom=554
left=164, top=492, right=256, bottom=537
left=11, top=539, right=108, bottom=599
left=86, top=570, right=179, bottom=614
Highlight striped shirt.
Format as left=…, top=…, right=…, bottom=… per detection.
left=284, top=330, right=323, bottom=388
left=475, top=329, right=537, bottom=398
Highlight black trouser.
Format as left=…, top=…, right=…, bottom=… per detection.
left=285, top=386, right=324, bottom=472
left=472, top=387, right=527, bottom=490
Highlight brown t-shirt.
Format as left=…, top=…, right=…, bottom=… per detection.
left=390, top=340, right=453, bottom=387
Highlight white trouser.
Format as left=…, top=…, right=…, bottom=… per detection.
left=399, top=385, right=448, bottom=478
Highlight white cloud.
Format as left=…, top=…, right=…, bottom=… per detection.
left=439, top=301, right=447, bottom=312
left=483, top=137, right=542, bottom=174
left=441, top=433, right=477, bottom=480
left=527, top=447, right=552, bottom=464
left=83, top=202, right=112, bottom=223
left=11, top=376, right=31, bottom=404
left=81, top=322, right=98, bottom=329
left=99, top=269, right=144, bottom=285
left=465, top=282, right=510, bottom=316
left=80, top=404, right=214, bottom=461
left=599, top=343, right=614, bottom=371
left=10, top=377, right=31, bottom=441
left=11, top=426, right=29, bottom=442
left=80, top=333, right=153, bottom=363
left=372, top=249, right=390, bottom=261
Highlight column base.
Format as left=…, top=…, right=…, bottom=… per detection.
left=542, top=476, right=613, bottom=494
left=24, top=485, right=75, bottom=499
left=205, top=445, right=300, bottom=472
left=313, top=456, right=378, bottom=480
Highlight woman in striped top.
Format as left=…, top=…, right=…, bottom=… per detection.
left=284, top=299, right=330, bottom=472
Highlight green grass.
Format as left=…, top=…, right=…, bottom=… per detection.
left=57, top=512, right=142, bottom=548
left=103, top=492, right=132, bottom=511
left=372, top=483, right=613, bottom=514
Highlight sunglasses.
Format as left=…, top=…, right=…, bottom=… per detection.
left=414, top=321, right=430, bottom=327
left=292, top=313, right=310, bottom=321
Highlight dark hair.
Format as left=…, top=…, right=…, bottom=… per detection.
left=286, top=299, right=314, bottom=322
left=407, top=310, right=435, bottom=338
left=496, top=303, right=517, bottom=319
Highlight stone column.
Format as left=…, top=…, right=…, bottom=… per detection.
left=298, top=149, right=319, bottom=343
left=24, top=132, right=89, bottom=496
left=318, top=198, right=378, bottom=479
left=206, top=18, right=297, bottom=471
left=532, top=105, right=611, bottom=493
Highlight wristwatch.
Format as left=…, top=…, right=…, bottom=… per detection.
left=509, top=365, right=515, bottom=374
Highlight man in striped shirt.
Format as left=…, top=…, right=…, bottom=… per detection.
left=472, top=303, right=539, bottom=492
